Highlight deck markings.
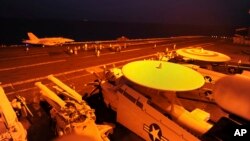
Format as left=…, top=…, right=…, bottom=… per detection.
left=0, top=59, right=66, bottom=72
left=5, top=73, right=92, bottom=95
left=0, top=53, right=48, bottom=61
left=2, top=53, right=157, bottom=90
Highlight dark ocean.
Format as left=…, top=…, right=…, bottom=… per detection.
left=0, top=18, right=238, bottom=45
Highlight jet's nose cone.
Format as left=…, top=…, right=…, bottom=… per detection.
left=67, top=39, right=74, bottom=42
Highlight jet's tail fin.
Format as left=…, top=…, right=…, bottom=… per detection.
left=27, top=32, right=39, bottom=40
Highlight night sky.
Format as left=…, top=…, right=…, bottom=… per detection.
left=0, top=0, right=249, bottom=26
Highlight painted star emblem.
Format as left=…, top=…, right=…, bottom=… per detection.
left=149, top=125, right=160, bottom=141
left=144, top=123, right=168, bottom=141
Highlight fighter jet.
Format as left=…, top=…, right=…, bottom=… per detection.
left=23, top=32, right=74, bottom=46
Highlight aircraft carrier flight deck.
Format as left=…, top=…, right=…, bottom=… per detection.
left=1, top=36, right=250, bottom=141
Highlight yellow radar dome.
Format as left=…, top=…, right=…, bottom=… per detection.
left=122, top=60, right=205, bottom=91
left=176, top=48, right=231, bottom=62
